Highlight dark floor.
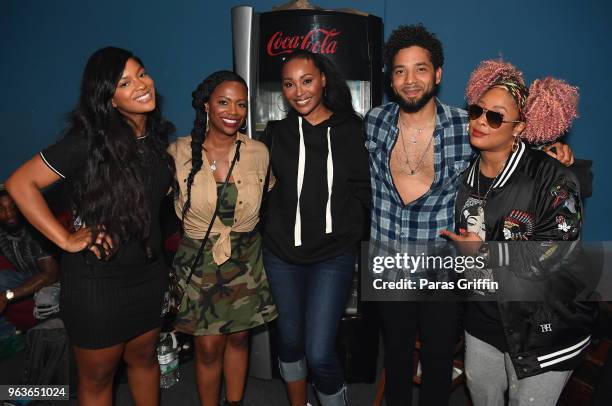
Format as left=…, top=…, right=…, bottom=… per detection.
left=0, top=339, right=471, bottom=405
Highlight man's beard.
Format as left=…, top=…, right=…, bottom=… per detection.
left=0, top=213, right=23, bottom=234
left=396, top=84, right=438, bottom=113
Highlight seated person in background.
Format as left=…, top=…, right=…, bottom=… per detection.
left=0, top=184, right=60, bottom=341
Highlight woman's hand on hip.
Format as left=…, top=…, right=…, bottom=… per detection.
left=61, top=227, right=115, bottom=259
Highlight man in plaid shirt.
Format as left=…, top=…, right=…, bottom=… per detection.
left=364, top=24, right=467, bottom=406
left=365, top=24, right=574, bottom=406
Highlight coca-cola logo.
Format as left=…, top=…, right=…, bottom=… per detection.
left=266, top=28, right=341, bottom=57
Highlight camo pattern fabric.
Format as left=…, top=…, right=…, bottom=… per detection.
left=173, top=183, right=277, bottom=335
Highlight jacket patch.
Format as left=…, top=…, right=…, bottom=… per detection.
left=555, top=215, right=579, bottom=240
left=550, top=179, right=577, bottom=213
left=503, top=210, right=534, bottom=240
left=540, top=323, right=553, bottom=332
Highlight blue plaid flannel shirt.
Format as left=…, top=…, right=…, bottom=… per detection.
left=365, top=99, right=474, bottom=243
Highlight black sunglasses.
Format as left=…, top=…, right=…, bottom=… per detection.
left=467, top=104, right=522, bottom=129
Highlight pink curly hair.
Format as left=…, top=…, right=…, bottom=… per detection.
left=465, top=59, right=579, bottom=144
left=465, top=60, right=525, bottom=105
left=522, top=77, right=579, bottom=144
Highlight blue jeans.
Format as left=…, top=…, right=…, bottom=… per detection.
left=0, top=268, right=35, bottom=339
left=263, top=249, right=355, bottom=395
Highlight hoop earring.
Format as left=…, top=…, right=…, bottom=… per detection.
left=205, top=111, right=209, bottom=133
left=277, top=93, right=288, bottom=113
left=239, top=119, right=248, bottom=134
left=511, top=135, right=520, bottom=152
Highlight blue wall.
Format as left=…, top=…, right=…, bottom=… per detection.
left=1, top=0, right=609, bottom=239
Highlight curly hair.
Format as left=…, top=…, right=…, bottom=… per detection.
left=384, top=24, right=444, bottom=70
left=465, top=59, right=578, bottom=144
left=465, top=59, right=525, bottom=106
left=522, top=77, right=578, bottom=144
left=68, top=47, right=174, bottom=245
left=281, top=50, right=358, bottom=117
left=181, top=71, right=247, bottom=223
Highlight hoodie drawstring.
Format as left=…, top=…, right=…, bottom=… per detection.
left=325, top=127, right=334, bottom=234
left=294, top=116, right=333, bottom=247
left=294, top=116, right=306, bottom=246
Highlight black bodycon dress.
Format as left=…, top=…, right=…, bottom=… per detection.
left=40, top=132, right=171, bottom=349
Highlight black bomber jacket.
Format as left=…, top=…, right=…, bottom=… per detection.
left=455, top=141, right=598, bottom=379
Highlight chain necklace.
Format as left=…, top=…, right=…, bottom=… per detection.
left=204, top=142, right=227, bottom=173
left=400, top=115, right=436, bottom=144
left=203, top=133, right=238, bottom=174
left=398, top=121, right=434, bottom=176
left=476, top=157, right=507, bottom=208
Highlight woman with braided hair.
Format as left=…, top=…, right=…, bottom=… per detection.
left=441, top=60, right=596, bottom=405
left=168, top=71, right=276, bottom=406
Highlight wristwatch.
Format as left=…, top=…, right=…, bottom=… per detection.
left=5, top=290, right=15, bottom=301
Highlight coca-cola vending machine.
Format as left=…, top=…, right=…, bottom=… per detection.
left=231, top=5, right=383, bottom=137
left=232, top=4, right=382, bottom=383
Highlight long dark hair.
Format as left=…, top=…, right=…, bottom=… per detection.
left=281, top=50, right=358, bottom=117
left=68, top=47, right=174, bottom=245
left=181, top=71, right=247, bottom=222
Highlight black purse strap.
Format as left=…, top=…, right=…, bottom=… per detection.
left=178, top=140, right=243, bottom=306
left=260, top=122, right=277, bottom=220
left=262, top=148, right=273, bottom=202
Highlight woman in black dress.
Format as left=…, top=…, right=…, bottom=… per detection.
left=6, top=47, right=174, bottom=405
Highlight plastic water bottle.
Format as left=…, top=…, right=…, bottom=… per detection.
left=157, top=332, right=180, bottom=389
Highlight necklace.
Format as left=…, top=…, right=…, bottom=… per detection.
left=398, top=123, right=434, bottom=176
left=476, top=157, right=507, bottom=208
left=411, top=129, right=423, bottom=144
left=135, top=133, right=148, bottom=155
left=204, top=135, right=235, bottom=174
left=400, top=114, right=436, bottom=144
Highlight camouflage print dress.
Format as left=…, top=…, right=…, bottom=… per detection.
left=173, top=183, right=277, bottom=335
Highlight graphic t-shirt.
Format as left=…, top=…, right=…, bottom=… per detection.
left=457, top=172, right=508, bottom=353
